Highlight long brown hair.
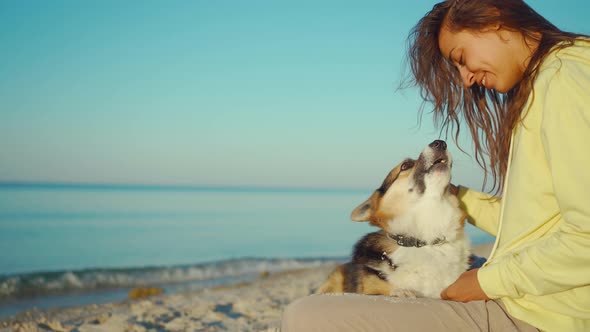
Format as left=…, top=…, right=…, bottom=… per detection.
left=406, top=0, right=587, bottom=194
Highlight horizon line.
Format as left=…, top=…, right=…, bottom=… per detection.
left=0, top=180, right=372, bottom=194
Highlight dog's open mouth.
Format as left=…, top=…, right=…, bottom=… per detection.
left=427, top=157, right=448, bottom=172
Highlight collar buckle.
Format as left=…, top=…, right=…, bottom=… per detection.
left=389, top=233, right=446, bottom=248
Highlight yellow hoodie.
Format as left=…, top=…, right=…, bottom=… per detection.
left=458, top=40, right=590, bottom=332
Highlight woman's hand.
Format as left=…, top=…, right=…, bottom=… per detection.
left=440, top=268, right=491, bottom=302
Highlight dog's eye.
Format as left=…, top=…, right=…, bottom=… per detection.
left=401, top=161, right=414, bottom=171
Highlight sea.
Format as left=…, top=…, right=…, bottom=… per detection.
left=0, top=182, right=494, bottom=319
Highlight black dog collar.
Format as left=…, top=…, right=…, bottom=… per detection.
left=388, top=233, right=447, bottom=248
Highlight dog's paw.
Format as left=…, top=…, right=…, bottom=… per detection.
left=389, top=288, right=418, bottom=298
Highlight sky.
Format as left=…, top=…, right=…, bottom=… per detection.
left=1, top=0, right=588, bottom=190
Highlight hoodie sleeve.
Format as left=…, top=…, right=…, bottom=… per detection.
left=457, top=186, right=501, bottom=236
left=477, top=58, right=590, bottom=299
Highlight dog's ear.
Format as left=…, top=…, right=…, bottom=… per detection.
left=351, top=199, right=372, bottom=222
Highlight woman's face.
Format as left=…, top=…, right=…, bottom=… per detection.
left=438, top=25, right=534, bottom=93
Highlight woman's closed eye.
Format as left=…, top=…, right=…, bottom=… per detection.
left=452, top=52, right=465, bottom=68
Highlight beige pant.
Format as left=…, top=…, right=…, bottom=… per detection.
left=281, top=294, right=539, bottom=332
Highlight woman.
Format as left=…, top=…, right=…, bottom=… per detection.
left=281, top=1, right=590, bottom=331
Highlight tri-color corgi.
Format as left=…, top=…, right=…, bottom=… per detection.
left=317, top=140, right=470, bottom=298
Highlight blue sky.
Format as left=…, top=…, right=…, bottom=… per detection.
left=1, top=0, right=588, bottom=189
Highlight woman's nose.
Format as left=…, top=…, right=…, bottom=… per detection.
left=458, top=66, right=475, bottom=88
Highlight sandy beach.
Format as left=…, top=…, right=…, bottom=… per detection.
left=0, top=243, right=493, bottom=332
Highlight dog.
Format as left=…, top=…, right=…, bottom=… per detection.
left=317, top=140, right=470, bottom=298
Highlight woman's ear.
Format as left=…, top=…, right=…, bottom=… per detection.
left=481, top=23, right=501, bottom=33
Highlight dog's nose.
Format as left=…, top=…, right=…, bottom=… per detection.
left=429, top=140, right=447, bottom=151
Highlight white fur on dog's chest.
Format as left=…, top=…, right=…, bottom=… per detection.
left=386, top=241, right=470, bottom=299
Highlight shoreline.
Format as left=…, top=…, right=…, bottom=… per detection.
left=1, top=265, right=337, bottom=332
left=0, top=257, right=344, bottom=319
left=1, top=243, right=493, bottom=331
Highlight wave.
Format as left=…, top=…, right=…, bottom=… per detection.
left=0, top=257, right=341, bottom=300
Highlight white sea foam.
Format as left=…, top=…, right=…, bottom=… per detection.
left=0, top=257, right=340, bottom=300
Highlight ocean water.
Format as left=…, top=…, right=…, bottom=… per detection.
left=0, top=183, right=494, bottom=318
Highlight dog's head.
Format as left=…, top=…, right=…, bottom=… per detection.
left=351, top=140, right=456, bottom=230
